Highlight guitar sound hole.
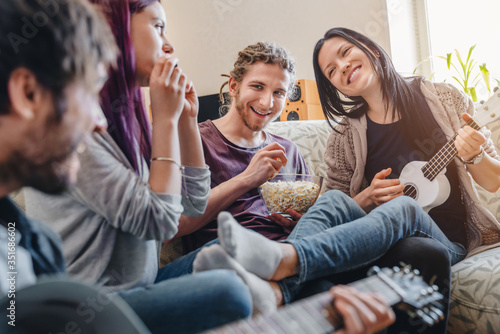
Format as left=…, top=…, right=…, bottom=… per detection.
left=404, top=184, right=417, bottom=200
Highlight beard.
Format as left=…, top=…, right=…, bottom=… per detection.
left=234, top=94, right=279, bottom=132
left=0, top=151, right=70, bottom=195
left=0, top=137, right=80, bottom=195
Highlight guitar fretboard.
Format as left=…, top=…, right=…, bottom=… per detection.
left=422, top=118, right=480, bottom=181
left=203, top=275, right=401, bottom=334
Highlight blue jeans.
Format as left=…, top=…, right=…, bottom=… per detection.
left=158, top=190, right=466, bottom=305
left=278, top=190, right=466, bottom=303
left=117, top=269, right=251, bottom=334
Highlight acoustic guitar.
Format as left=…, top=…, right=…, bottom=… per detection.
left=202, top=266, right=444, bottom=334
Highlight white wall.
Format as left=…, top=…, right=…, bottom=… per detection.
left=162, top=0, right=392, bottom=96
left=387, top=0, right=427, bottom=76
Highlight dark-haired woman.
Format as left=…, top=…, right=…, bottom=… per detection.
left=313, top=27, right=500, bottom=256
left=25, top=1, right=253, bottom=333
left=313, top=27, right=500, bottom=332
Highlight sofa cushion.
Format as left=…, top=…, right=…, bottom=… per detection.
left=448, top=246, right=500, bottom=333
left=266, top=120, right=332, bottom=179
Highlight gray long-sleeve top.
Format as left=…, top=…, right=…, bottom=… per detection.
left=24, top=131, right=210, bottom=292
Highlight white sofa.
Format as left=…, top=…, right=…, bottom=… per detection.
left=266, top=119, right=500, bottom=333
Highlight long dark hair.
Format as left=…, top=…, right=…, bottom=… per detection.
left=313, top=27, right=445, bottom=159
left=90, top=0, right=159, bottom=173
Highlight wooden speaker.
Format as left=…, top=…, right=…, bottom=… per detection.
left=287, top=79, right=321, bottom=105
left=280, top=103, right=325, bottom=121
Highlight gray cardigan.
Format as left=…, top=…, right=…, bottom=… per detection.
left=25, top=131, right=210, bottom=292
left=324, top=81, right=500, bottom=254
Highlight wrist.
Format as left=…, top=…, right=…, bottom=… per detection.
left=460, top=147, right=485, bottom=165
left=152, top=117, right=178, bottom=130
left=178, top=115, right=198, bottom=129
left=233, top=173, right=255, bottom=192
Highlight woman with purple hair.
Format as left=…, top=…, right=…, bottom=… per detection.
left=24, top=0, right=253, bottom=332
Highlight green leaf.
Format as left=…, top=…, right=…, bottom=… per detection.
left=480, top=63, right=491, bottom=92
left=455, top=49, right=466, bottom=73
left=466, top=44, right=477, bottom=66
left=446, top=53, right=452, bottom=69
left=452, top=77, right=466, bottom=90
left=470, top=87, right=477, bottom=101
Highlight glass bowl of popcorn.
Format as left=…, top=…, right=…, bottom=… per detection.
left=259, top=174, right=324, bottom=215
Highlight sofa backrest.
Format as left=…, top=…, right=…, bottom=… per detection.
left=267, top=119, right=500, bottom=222
left=266, top=120, right=332, bottom=179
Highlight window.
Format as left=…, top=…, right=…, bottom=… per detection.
left=426, top=0, right=500, bottom=100
left=388, top=0, right=499, bottom=101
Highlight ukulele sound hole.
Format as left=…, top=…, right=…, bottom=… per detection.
left=404, top=184, right=418, bottom=200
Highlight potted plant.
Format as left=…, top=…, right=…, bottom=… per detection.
left=414, top=45, right=498, bottom=102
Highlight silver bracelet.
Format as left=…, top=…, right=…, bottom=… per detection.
left=151, top=157, right=185, bottom=171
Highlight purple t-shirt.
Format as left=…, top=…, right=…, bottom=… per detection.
left=181, top=120, right=309, bottom=254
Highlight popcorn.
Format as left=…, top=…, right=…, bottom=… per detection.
left=260, top=180, right=320, bottom=214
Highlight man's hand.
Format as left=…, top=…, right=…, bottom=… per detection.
left=331, top=286, right=395, bottom=334
left=267, top=209, right=302, bottom=234
left=238, top=142, right=287, bottom=188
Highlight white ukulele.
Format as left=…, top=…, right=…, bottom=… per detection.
left=399, top=88, right=500, bottom=213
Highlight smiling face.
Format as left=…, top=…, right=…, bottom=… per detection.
left=229, top=62, right=290, bottom=132
left=318, top=36, right=380, bottom=98
left=130, top=1, right=174, bottom=86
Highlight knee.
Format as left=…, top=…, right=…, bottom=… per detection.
left=393, top=195, right=419, bottom=208
left=392, top=237, right=451, bottom=270
left=390, top=196, right=423, bottom=216
left=322, top=189, right=350, bottom=204
left=205, top=270, right=252, bottom=319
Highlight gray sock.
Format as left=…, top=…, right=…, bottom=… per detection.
left=217, top=211, right=283, bottom=280
left=193, top=244, right=277, bottom=315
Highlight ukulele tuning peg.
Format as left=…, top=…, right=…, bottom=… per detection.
left=484, top=106, right=489, bottom=111
left=412, top=269, right=421, bottom=276
left=494, top=86, right=499, bottom=93
left=432, top=285, right=439, bottom=292
left=392, top=266, right=400, bottom=273
left=480, top=100, right=485, bottom=104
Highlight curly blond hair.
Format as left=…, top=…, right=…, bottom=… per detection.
left=219, top=42, right=296, bottom=115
